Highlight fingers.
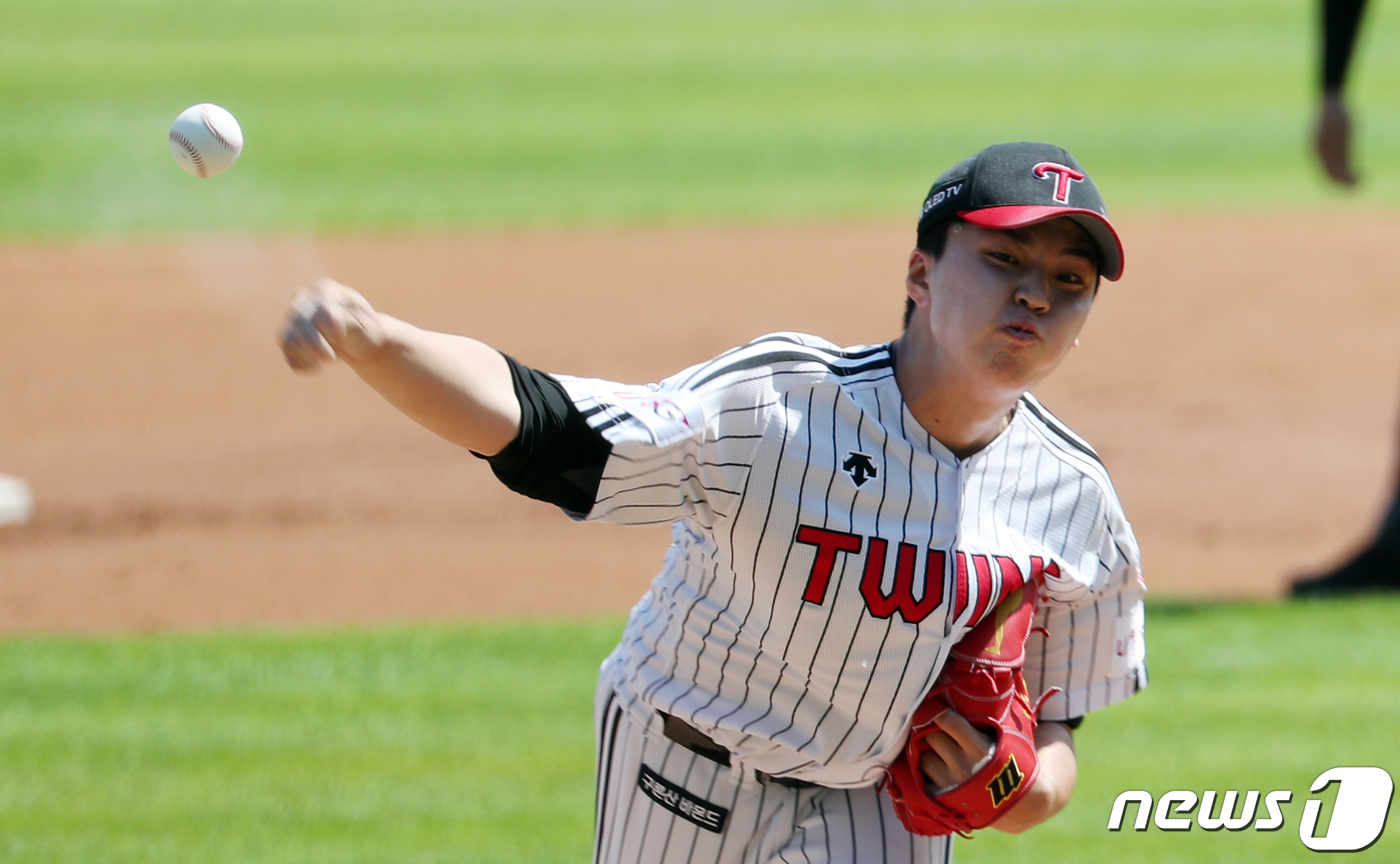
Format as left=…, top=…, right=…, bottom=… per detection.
left=281, top=288, right=337, bottom=371
left=917, top=709, right=995, bottom=793
left=279, top=278, right=387, bottom=371
left=282, top=304, right=335, bottom=370
left=933, top=708, right=992, bottom=756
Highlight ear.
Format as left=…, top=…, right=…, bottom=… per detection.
left=906, top=249, right=934, bottom=311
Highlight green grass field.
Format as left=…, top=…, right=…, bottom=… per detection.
left=0, top=620, right=615, bottom=864
left=3, top=0, right=1400, bottom=236
left=2, top=599, right=1396, bottom=863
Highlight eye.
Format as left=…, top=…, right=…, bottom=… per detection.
left=986, top=250, right=1018, bottom=266
left=1056, top=270, right=1095, bottom=290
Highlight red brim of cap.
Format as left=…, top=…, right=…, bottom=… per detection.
left=958, top=205, right=1125, bottom=281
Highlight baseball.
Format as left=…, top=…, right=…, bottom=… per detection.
left=169, top=103, right=243, bottom=178
left=0, top=474, right=33, bottom=526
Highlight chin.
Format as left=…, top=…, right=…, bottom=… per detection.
left=988, top=352, right=1035, bottom=381
left=986, top=354, right=1055, bottom=395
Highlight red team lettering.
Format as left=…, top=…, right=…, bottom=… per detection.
left=859, top=538, right=946, bottom=623
left=794, top=526, right=863, bottom=603
left=796, top=526, right=1061, bottom=624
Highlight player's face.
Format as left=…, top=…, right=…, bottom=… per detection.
left=908, top=217, right=1099, bottom=395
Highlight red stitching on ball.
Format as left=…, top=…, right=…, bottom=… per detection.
left=199, top=106, right=236, bottom=151
left=170, top=130, right=207, bottom=177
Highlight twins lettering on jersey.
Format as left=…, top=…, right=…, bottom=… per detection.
left=794, top=524, right=1061, bottom=626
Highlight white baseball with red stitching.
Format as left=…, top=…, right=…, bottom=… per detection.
left=169, top=103, right=243, bottom=178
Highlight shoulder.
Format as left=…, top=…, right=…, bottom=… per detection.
left=549, top=334, right=894, bottom=451
left=1016, top=394, right=1105, bottom=471
left=1013, top=393, right=1129, bottom=518
left=1019, top=394, right=1103, bottom=464
left=663, top=332, right=896, bottom=397
left=1014, top=394, right=1143, bottom=595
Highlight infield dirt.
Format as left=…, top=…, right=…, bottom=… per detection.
left=3, top=215, right=1399, bottom=632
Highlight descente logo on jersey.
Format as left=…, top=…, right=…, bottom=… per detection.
left=794, top=525, right=1061, bottom=624
left=842, top=451, right=877, bottom=487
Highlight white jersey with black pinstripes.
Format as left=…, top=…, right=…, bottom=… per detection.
left=555, top=332, right=1147, bottom=789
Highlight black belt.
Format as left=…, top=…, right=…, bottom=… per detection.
left=659, top=713, right=818, bottom=789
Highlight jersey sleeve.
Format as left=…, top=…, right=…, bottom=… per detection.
left=482, top=355, right=614, bottom=519
left=555, top=345, right=789, bottom=527
left=1024, top=497, right=1148, bottom=721
left=488, top=332, right=886, bottom=528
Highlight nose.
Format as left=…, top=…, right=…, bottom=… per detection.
left=1012, top=269, right=1052, bottom=314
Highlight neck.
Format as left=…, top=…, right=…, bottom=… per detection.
left=892, top=330, right=1022, bottom=459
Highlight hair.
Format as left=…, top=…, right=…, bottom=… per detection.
left=905, top=216, right=960, bottom=329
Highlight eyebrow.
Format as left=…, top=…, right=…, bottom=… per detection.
left=1001, top=228, right=1099, bottom=267
left=1060, top=245, right=1099, bottom=266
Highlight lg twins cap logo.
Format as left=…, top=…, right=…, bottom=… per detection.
left=1032, top=161, right=1085, bottom=204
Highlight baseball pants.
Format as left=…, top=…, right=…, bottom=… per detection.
left=593, top=670, right=953, bottom=864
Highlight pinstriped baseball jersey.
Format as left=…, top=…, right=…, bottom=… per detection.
left=553, top=331, right=1148, bottom=789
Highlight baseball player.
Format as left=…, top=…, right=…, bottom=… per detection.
left=281, top=141, right=1148, bottom=862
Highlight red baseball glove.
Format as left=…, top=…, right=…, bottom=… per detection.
left=882, top=581, right=1055, bottom=837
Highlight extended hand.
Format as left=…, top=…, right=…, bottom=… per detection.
left=280, top=278, right=390, bottom=371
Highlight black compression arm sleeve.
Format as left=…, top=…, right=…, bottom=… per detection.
left=480, top=355, right=612, bottom=518
left=1322, top=0, right=1369, bottom=92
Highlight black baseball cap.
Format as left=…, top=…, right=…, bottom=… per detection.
left=917, top=142, right=1124, bottom=281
